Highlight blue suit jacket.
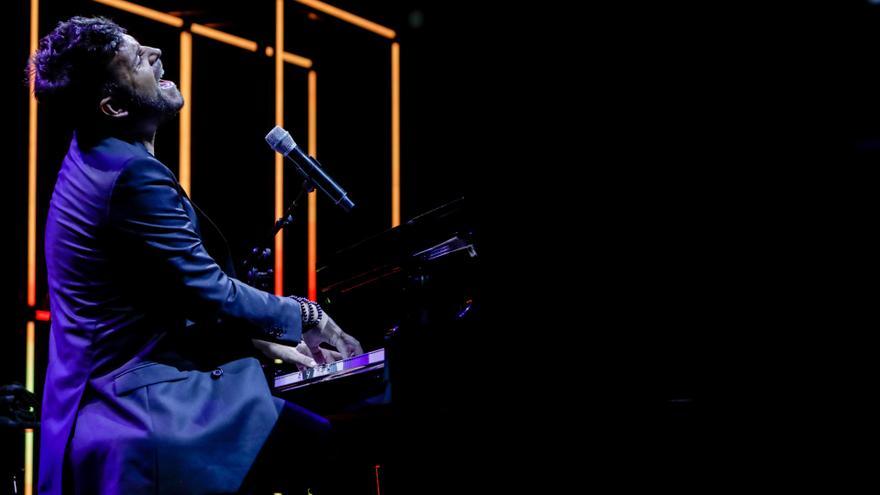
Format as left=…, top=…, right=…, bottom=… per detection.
left=38, top=133, right=302, bottom=494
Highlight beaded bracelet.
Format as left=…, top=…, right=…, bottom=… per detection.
left=290, top=296, right=308, bottom=327
left=289, top=295, right=323, bottom=330
left=313, top=301, right=324, bottom=327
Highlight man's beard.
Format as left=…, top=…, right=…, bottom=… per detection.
left=127, top=87, right=183, bottom=124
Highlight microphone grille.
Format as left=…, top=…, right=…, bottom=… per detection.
left=265, top=126, right=297, bottom=155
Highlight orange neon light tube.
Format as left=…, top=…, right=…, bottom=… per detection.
left=295, top=0, right=396, bottom=39
left=92, top=0, right=184, bottom=27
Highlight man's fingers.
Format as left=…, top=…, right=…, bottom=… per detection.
left=317, top=348, right=343, bottom=362
left=280, top=345, right=318, bottom=368
left=295, top=342, right=314, bottom=359
left=331, top=335, right=362, bottom=359
left=341, top=336, right=364, bottom=358
left=351, top=339, right=364, bottom=356
left=294, top=343, right=317, bottom=371
left=253, top=339, right=317, bottom=368
left=305, top=342, right=328, bottom=365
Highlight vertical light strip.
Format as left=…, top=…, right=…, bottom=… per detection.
left=375, top=464, right=381, bottom=495
left=25, top=321, right=35, bottom=495
left=274, top=0, right=285, bottom=296
left=308, top=70, right=318, bottom=301
left=26, top=3, right=39, bottom=492
left=27, top=0, right=39, bottom=308
left=24, top=428, right=33, bottom=495
left=26, top=322, right=35, bottom=393
left=391, top=42, right=400, bottom=228
left=179, top=31, right=192, bottom=195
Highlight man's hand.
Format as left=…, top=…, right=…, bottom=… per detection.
left=303, top=313, right=364, bottom=360
left=253, top=311, right=362, bottom=370
left=251, top=338, right=319, bottom=369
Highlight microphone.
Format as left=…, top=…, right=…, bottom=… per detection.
left=265, top=126, right=355, bottom=212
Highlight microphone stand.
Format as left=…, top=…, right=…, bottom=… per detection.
left=273, top=179, right=315, bottom=236
left=243, top=179, right=315, bottom=291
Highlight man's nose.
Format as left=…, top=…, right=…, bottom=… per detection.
left=146, top=46, right=162, bottom=64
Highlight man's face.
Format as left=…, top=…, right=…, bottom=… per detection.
left=107, top=34, right=183, bottom=122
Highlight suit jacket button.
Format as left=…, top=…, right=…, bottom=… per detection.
left=211, top=367, right=223, bottom=379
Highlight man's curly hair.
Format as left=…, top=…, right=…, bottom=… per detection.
left=27, top=16, right=127, bottom=120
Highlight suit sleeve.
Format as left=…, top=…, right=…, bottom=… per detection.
left=107, top=156, right=301, bottom=344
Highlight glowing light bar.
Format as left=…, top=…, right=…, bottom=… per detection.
left=375, top=464, right=381, bottom=495
left=26, top=321, right=35, bottom=392
left=35, top=310, right=51, bottom=321
left=25, top=322, right=35, bottom=494
left=283, top=51, right=313, bottom=69
left=191, top=24, right=258, bottom=52
left=25, top=428, right=33, bottom=495
left=275, top=0, right=285, bottom=296
left=26, top=3, right=38, bottom=493
left=391, top=43, right=400, bottom=228
left=263, top=48, right=312, bottom=68
left=308, top=70, right=318, bottom=301
left=179, top=31, right=192, bottom=195
left=27, top=0, right=39, bottom=308
left=92, top=0, right=184, bottom=27
left=295, top=0, right=396, bottom=39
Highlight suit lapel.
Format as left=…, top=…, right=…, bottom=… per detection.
left=175, top=184, right=238, bottom=278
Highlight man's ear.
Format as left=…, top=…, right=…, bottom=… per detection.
left=99, top=96, right=128, bottom=118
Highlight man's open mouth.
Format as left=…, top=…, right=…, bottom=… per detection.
left=155, top=65, right=172, bottom=88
